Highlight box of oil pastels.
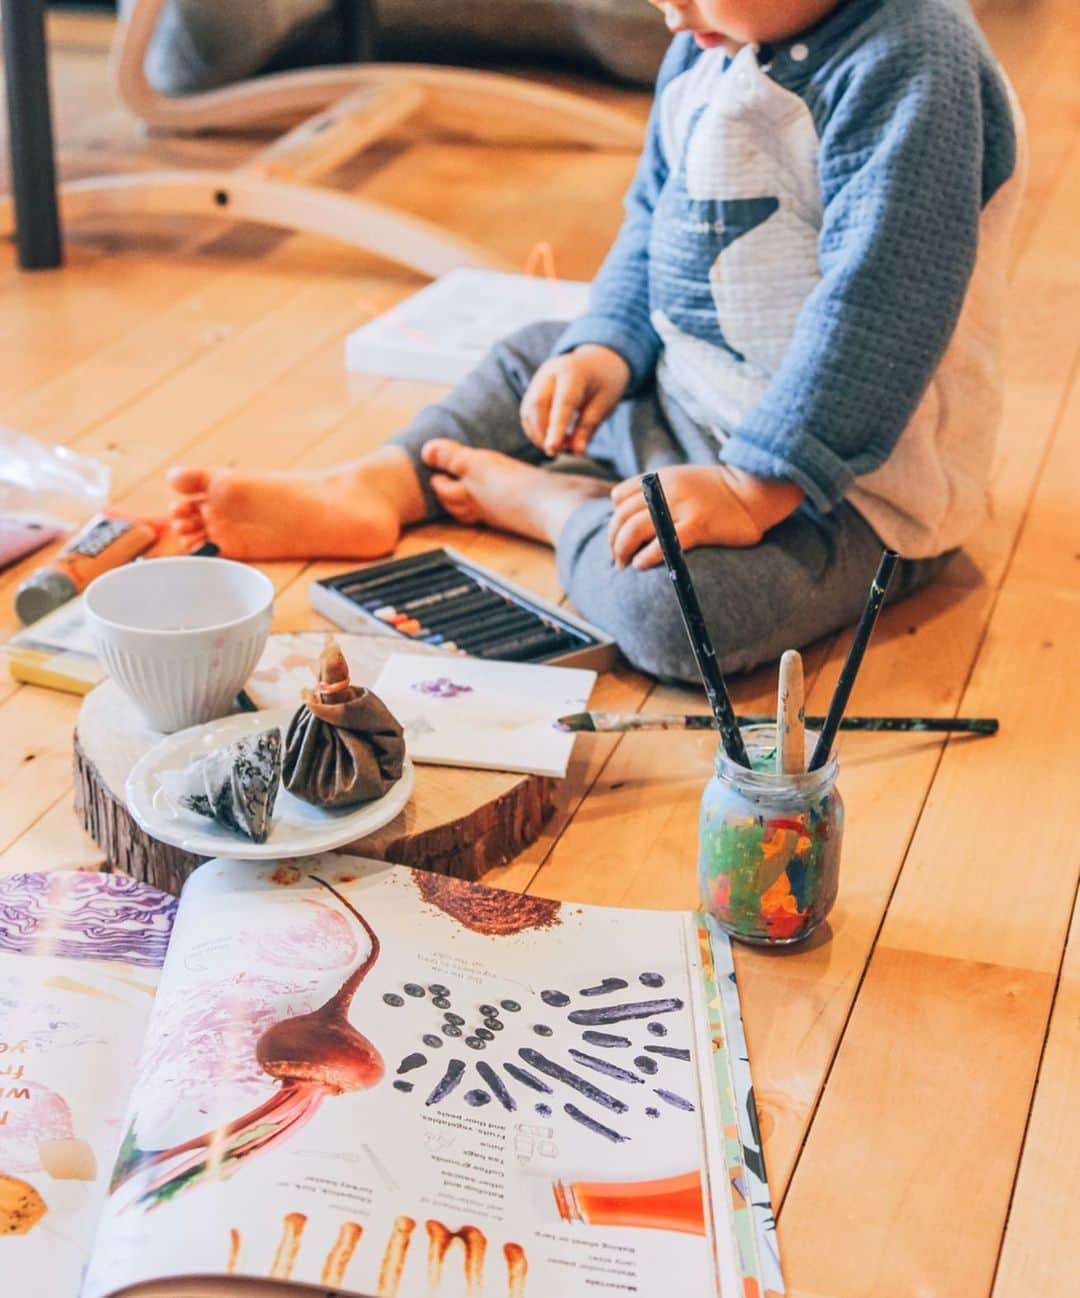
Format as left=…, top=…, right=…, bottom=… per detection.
left=0, top=860, right=784, bottom=1298
left=310, top=546, right=618, bottom=671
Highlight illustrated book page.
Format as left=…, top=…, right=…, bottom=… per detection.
left=83, top=855, right=740, bottom=1298
left=0, top=873, right=176, bottom=1297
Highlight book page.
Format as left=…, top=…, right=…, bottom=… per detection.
left=85, top=856, right=735, bottom=1298
left=0, top=873, right=175, bottom=1298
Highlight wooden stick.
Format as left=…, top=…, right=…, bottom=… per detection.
left=809, top=550, right=899, bottom=771
left=777, top=650, right=806, bottom=775
left=640, top=474, right=750, bottom=768
left=555, top=713, right=999, bottom=735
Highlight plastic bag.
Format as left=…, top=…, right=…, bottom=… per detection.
left=0, top=428, right=110, bottom=526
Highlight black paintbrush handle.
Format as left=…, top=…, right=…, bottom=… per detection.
left=809, top=550, right=899, bottom=770
left=641, top=474, right=750, bottom=767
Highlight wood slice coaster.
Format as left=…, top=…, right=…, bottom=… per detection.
left=74, top=632, right=556, bottom=896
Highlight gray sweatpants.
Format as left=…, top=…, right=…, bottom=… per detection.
left=390, top=322, right=949, bottom=684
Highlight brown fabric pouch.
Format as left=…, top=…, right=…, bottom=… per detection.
left=283, top=687, right=405, bottom=809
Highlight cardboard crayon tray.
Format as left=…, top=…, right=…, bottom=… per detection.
left=310, top=547, right=617, bottom=672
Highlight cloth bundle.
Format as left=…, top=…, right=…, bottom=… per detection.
left=283, top=640, right=405, bottom=808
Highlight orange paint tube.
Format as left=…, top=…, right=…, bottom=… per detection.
left=15, top=512, right=161, bottom=624
left=552, top=1170, right=705, bottom=1236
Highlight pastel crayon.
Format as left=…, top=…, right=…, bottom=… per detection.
left=366, top=571, right=475, bottom=610
left=478, top=628, right=576, bottom=660
left=422, top=593, right=515, bottom=635
left=338, top=554, right=454, bottom=598
left=455, top=611, right=540, bottom=649
left=361, top=571, right=469, bottom=610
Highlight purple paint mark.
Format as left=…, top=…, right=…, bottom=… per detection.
left=568, top=998, right=684, bottom=1026
left=503, top=1062, right=552, bottom=1094
left=412, top=677, right=474, bottom=700
left=582, top=1031, right=631, bottom=1049
left=654, top=1088, right=695, bottom=1112
left=518, top=1048, right=627, bottom=1114
left=425, top=1059, right=466, bottom=1106
left=645, top=1045, right=691, bottom=1061
left=568, top=1049, right=644, bottom=1085
left=563, top=1103, right=628, bottom=1144
left=579, top=978, right=629, bottom=997
left=476, top=1061, right=516, bottom=1112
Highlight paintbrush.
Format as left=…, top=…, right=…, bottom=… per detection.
left=641, top=473, right=750, bottom=767
left=555, top=712, right=999, bottom=735
left=809, top=549, right=899, bottom=770
left=776, top=649, right=805, bottom=774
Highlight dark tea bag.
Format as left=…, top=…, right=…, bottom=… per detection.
left=283, top=639, right=405, bottom=809
left=161, top=728, right=282, bottom=844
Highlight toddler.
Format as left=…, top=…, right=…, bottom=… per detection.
left=171, top=0, right=1024, bottom=683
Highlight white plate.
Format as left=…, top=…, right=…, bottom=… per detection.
left=125, top=707, right=415, bottom=860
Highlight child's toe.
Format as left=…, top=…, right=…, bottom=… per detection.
left=168, top=466, right=211, bottom=496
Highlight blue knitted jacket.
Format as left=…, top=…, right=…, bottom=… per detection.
left=556, top=0, right=1023, bottom=556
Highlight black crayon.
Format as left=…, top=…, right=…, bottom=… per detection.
left=374, top=581, right=474, bottom=615
left=337, top=553, right=452, bottom=595
left=456, top=611, right=541, bottom=650
left=480, top=629, right=577, bottom=661
left=365, top=573, right=475, bottom=611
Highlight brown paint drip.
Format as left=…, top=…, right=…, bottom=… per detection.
left=414, top=874, right=561, bottom=937
left=270, top=865, right=302, bottom=887
left=322, top=1220, right=363, bottom=1286
left=270, top=1211, right=307, bottom=1279
left=504, top=1242, right=528, bottom=1298
left=377, top=1215, right=417, bottom=1298
left=225, top=1227, right=241, bottom=1275
left=425, top=1220, right=487, bottom=1297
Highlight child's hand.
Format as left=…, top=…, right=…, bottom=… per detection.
left=520, top=345, right=630, bottom=457
left=608, top=465, right=804, bottom=569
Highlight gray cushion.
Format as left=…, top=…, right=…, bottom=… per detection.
left=141, top=0, right=668, bottom=96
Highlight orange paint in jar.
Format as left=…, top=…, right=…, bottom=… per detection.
left=14, top=512, right=160, bottom=624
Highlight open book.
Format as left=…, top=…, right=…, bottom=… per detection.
left=0, top=860, right=784, bottom=1298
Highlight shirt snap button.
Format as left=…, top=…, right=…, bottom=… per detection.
left=790, top=42, right=810, bottom=62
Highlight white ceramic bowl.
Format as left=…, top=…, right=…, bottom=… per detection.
left=84, top=557, right=274, bottom=734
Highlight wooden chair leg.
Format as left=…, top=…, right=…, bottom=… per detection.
left=0, top=170, right=511, bottom=278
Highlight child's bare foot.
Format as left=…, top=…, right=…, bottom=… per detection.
left=421, top=439, right=610, bottom=545
left=169, top=464, right=403, bottom=561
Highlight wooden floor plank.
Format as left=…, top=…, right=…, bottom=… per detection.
left=1, top=6, right=1076, bottom=1296
left=992, top=889, right=1080, bottom=1298
left=778, top=363, right=1080, bottom=1292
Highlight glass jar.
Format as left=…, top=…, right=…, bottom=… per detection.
left=698, top=725, right=843, bottom=946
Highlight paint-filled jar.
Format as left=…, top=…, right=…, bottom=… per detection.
left=698, top=726, right=843, bottom=945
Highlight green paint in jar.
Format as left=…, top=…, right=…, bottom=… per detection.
left=698, top=726, right=843, bottom=945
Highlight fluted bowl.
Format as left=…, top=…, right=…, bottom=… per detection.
left=84, top=557, right=273, bottom=734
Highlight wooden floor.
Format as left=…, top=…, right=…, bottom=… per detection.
left=1, top=6, right=1077, bottom=1296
